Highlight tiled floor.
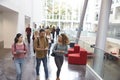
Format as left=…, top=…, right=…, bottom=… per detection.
left=0, top=42, right=98, bottom=80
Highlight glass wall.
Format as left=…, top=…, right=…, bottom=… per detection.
left=44, top=0, right=81, bottom=29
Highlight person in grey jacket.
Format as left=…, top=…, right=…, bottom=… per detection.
left=52, top=33, right=69, bottom=80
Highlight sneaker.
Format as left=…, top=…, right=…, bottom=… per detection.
left=46, top=78, right=49, bottom=80
left=36, top=76, right=40, bottom=80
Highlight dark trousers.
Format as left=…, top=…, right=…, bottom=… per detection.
left=36, top=57, right=48, bottom=79
left=54, top=56, right=64, bottom=78
left=27, top=34, right=31, bottom=44
left=52, top=33, right=55, bottom=39
left=56, top=32, right=59, bottom=37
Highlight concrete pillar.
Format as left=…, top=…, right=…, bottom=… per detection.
left=93, top=0, right=112, bottom=77
left=75, top=0, right=88, bottom=43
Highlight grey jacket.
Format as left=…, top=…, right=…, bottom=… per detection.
left=52, top=43, right=68, bottom=56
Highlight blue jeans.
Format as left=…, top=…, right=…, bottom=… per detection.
left=36, top=57, right=48, bottom=79
left=14, top=58, right=25, bottom=80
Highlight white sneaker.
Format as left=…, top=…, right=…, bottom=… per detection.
left=36, top=76, right=40, bottom=80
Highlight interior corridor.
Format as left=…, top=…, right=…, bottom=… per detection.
left=0, top=40, right=98, bottom=80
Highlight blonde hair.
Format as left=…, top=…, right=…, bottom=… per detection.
left=46, top=29, right=51, bottom=35
left=34, top=31, right=39, bottom=35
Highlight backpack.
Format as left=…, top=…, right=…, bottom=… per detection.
left=37, top=37, right=48, bottom=47
left=14, top=43, right=26, bottom=51
left=13, top=43, right=26, bottom=60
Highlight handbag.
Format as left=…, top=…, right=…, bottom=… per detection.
left=51, top=52, right=55, bottom=57
left=51, top=44, right=57, bottom=57
left=51, top=39, right=54, bottom=43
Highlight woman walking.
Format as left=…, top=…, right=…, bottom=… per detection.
left=52, top=33, right=69, bottom=80
left=46, top=28, right=52, bottom=57
left=11, top=33, right=27, bottom=80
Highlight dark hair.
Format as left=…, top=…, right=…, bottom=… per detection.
left=39, top=29, right=45, bottom=33
left=14, top=33, right=22, bottom=44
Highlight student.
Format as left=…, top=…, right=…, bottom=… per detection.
left=32, top=31, right=39, bottom=53
left=56, top=27, right=60, bottom=37
left=25, top=24, right=31, bottom=44
left=52, top=33, right=69, bottom=80
left=34, top=29, right=49, bottom=80
left=11, top=33, right=27, bottom=80
left=46, top=28, right=52, bottom=57
left=51, top=26, right=56, bottom=40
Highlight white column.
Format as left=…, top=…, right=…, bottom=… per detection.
left=93, top=0, right=112, bottom=76
left=58, top=1, right=61, bottom=28
left=17, top=13, right=25, bottom=34
left=75, top=0, right=88, bottom=43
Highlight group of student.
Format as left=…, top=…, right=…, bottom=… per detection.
left=11, top=24, right=69, bottom=80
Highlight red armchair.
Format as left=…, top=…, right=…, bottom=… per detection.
left=65, top=48, right=74, bottom=57
left=65, top=44, right=80, bottom=57
left=68, top=50, right=87, bottom=65
left=67, top=44, right=87, bottom=65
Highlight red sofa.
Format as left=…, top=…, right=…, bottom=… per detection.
left=65, top=44, right=80, bottom=57
left=67, top=44, right=87, bottom=65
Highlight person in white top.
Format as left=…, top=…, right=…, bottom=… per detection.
left=46, top=28, right=53, bottom=57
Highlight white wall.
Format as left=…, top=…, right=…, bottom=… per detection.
left=0, top=12, right=3, bottom=42
left=3, top=12, right=18, bottom=48
left=17, top=13, right=25, bottom=34
left=0, top=0, right=33, bottom=17
left=0, top=0, right=35, bottom=48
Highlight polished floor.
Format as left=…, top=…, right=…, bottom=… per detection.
left=0, top=42, right=98, bottom=80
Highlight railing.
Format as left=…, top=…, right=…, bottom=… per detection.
left=64, top=30, right=120, bottom=80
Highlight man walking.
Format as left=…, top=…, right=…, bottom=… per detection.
left=34, top=29, right=49, bottom=80
left=25, top=24, right=31, bottom=44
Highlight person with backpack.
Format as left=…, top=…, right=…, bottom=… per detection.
left=52, top=33, right=69, bottom=80
left=34, top=29, right=49, bottom=80
left=11, top=33, right=27, bottom=80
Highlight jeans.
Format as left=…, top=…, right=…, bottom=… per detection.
left=14, top=58, right=25, bottom=80
left=36, top=57, right=48, bottom=79
left=54, top=56, right=64, bottom=78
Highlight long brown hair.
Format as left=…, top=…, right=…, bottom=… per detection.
left=60, top=33, right=69, bottom=45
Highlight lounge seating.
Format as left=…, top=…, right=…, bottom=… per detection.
left=67, top=44, right=87, bottom=65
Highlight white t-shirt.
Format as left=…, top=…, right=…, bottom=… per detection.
left=46, top=34, right=52, bottom=43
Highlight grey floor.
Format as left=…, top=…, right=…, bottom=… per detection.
left=0, top=41, right=99, bottom=80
